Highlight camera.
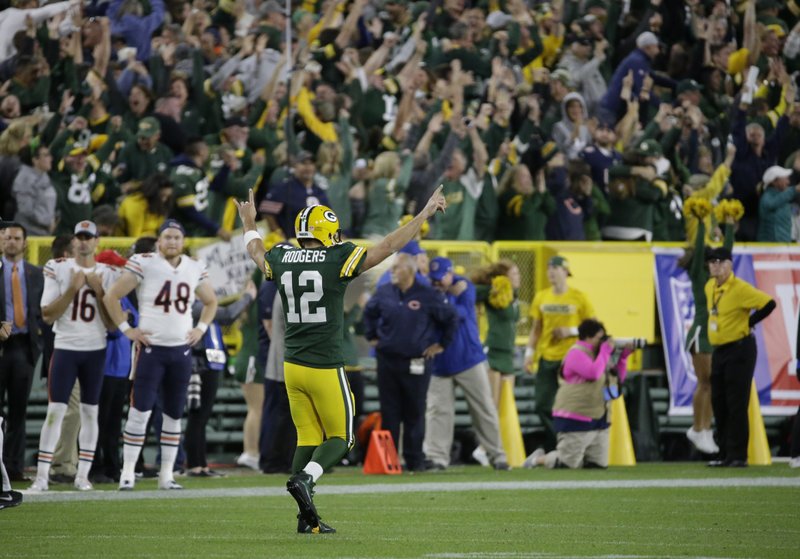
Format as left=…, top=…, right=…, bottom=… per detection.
left=613, top=337, right=646, bottom=350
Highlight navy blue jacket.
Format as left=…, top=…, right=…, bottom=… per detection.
left=262, top=177, right=330, bottom=238
left=432, top=276, right=487, bottom=376
left=363, top=279, right=457, bottom=360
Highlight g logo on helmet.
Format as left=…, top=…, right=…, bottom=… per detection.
left=323, top=210, right=338, bottom=223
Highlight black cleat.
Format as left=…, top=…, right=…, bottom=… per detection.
left=297, top=514, right=336, bottom=534
left=287, top=472, right=320, bottom=528
left=0, top=490, right=23, bottom=511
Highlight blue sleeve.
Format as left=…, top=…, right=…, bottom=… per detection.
left=452, top=280, right=476, bottom=320
left=144, top=0, right=166, bottom=35
left=429, top=292, right=458, bottom=348
left=732, top=109, right=748, bottom=151
left=766, top=115, right=789, bottom=155
left=258, top=281, right=277, bottom=320
left=209, top=165, right=231, bottom=193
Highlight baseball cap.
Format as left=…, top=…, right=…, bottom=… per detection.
left=0, top=216, right=14, bottom=228
left=260, top=0, right=282, bottom=16
left=705, top=247, right=732, bottom=262
left=762, top=165, right=792, bottom=186
left=137, top=116, right=161, bottom=139
left=636, top=139, right=663, bottom=157
left=291, top=150, right=314, bottom=164
left=676, top=79, right=703, bottom=95
left=547, top=255, right=572, bottom=276
left=158, top=219, right=186, bottom=236
left=428, top=257, right=453, bottom=282
left=636, top=31, right=659, bottom=49
left=74, top=220, right=98, bottom=237
left=550, top=68, right=571, bottom=86
left=399, top=240, right=425, bottom=256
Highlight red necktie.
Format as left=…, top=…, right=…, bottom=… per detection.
left=12, top=263, right=25, bottom=329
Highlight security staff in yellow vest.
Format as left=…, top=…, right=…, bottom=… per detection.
left=704, top=247, right=775, bottom=468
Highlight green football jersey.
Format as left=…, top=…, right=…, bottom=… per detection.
left=264, top=242, right=367, bottom=368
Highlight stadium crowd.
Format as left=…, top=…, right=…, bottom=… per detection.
left=3, top=0, right=800, bottom=507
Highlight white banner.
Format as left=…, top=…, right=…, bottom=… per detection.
left=195, top=232, right=259, bottom=299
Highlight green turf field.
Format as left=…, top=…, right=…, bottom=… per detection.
left=4, top=464, right=799, bottom=559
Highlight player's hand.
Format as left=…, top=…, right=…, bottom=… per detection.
left=126, top=328, right=152, bottom=346
left=422, top=343, right=444, bottom=359
left=0, top=321, right=12, bottom=341
left=69, top=270, right=87, bottom=292
left=421, top=185, right=446, bottom=219
left=186, top=327, right=204, bottom=346
left=85, top=272, right=103, bottom=294
left=524, top=354, right=535, bottom=375
left=234, top=188, right=258, bottom=229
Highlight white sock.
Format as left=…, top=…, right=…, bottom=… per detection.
left=303, top=461, right=324, bottom=483
left=121, top=408, right=151, bottom=480
left=76, top=403, right=99, bottom=480
left=37, top=402, right=68, bottom=481
left=0, top=417, right=10, bottom=492
left=159, top=415, right=182, bottom=482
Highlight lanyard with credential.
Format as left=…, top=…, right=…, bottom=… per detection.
left=711, top=283, right=726, bottom=317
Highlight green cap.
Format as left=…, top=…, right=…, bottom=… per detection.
left=547, top=255, right=572, bottom=276
left=636, top=139, right=662, bottom=157
left=137, top=117, right=161, bottom=139
left=676, top=79, right=704, bottom=95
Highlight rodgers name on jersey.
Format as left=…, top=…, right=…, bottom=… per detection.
left=265, top=242, right=366, bottom=368
left=125, top=253, right=209, bottom=347
left=41, top=259, right=116, bottom=351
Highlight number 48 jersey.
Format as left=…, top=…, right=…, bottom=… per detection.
left=265, top=242, right=366, bottom=368
left=41, top=258, right=116, bottom=351
left=125, top=253, right=209, bottom=347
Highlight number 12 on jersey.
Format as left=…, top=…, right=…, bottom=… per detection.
left=280, top=271, right=326, bottom=324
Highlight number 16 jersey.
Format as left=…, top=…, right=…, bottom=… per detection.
left=41, top=258, right=116, bottom=351
left=264, top=242, right=366, bottom=368
left=125, top=253, right=209, bottom=347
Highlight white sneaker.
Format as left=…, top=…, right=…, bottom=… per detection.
left=235, top=453, right=260, bottom=471
left=471, top=445, right=490, bottom=467
left=158, top=479, right=183, bottom=490
left=702, top=430, right=719, bottom=454
left=523, top=448, right=545, bottom=469
left=789, top=457, right=800, bottom=468
left=73, top=477, right=93, bottom=491
left=118, top=477, right=135, bottom=491
left=28, top=478, right=49, bottom=492
left=687, top=428, right=717, bottom=454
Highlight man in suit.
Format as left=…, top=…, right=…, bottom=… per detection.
left=0, top=222, right=44, bottom=482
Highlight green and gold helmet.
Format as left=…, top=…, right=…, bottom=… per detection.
left=294, top=205, right=342, bottom=247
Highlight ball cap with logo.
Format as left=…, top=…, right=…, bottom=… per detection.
left=705, top=247, right=732, bottom=262
left=548, top=255, right=573, bottom=276
left=158, top=219, right=186, bottom=236
left=428, top=257, right=453, bottom=281
left=74, top=220, right=99, bottom=238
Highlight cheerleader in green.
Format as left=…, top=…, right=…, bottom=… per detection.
left=679, top=197, right=741, bottom=454
left=472, top=260, right=522, bottom=407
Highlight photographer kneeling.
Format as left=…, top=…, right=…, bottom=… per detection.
left=523, top=319, right=633, bottom=469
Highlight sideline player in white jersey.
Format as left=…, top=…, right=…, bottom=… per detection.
left=30, top=221, right=115, bottom=492
left=104, top=219, right=217, bottom=490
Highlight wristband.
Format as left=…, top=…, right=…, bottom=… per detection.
left=243, top=230, right=263, bottom=246
left=196, top=322, right=209, bottom=334
left=117, top=321, right=131, bottom=333
left=569, top=327, right=579, bottom=337
left=524, top=347, right=534, bottom=361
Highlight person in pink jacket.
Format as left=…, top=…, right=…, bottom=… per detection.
left=523, top=319, right=632, bottom=469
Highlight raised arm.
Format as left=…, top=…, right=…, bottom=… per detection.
left=360, top=186, right=446, bottom=272
left=235, top=189, right=269, bottom=277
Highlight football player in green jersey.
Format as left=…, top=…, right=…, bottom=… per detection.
left=236, top=187, right=446, bottom=534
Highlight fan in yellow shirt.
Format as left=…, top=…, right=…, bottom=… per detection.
left=523, top=256, right=594, bottom=450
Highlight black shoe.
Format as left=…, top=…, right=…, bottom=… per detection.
left=725, top=459, right=748, bottom=468
left=49, top=473, right=75, bottom=484
left=89, top=473, right=114, bottom=484
left=0, top=490, right=23, bottom=510
left=296, top=514, right=336, bottom=534
left=422, top=459, right=446, bottom=471
left=286, top=472, right=320, bottom=528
